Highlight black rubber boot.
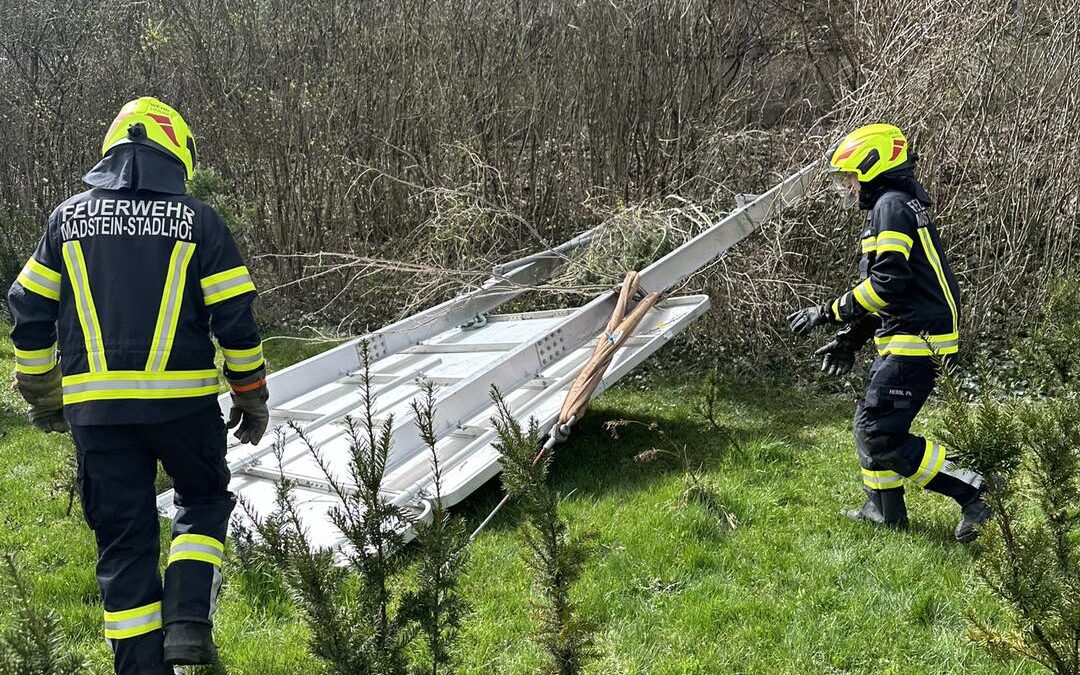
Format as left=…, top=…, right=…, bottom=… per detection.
left=842, top=488, right=909, bottom=529
left=163, top=622, right=217, bottom=666
left=955, top=477, right=1001, bottom=543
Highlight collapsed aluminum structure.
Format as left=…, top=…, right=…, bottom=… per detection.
left=156, top=162, right=821, bottom=548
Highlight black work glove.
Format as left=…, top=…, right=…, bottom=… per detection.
left=814, top=339, right=856, bottom=377
left=226, top=368, right=269, bottom=445
left=13, top=366, right=69, bottom=434
left=787, top=304, right=832, bottom=336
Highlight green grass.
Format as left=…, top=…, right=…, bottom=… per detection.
left=0, top=334, right=1039, bottom=674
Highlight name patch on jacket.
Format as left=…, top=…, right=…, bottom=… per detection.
left=59, top=199, right=196, bottom=241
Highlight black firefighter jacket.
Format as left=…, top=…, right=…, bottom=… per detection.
left=7, top=145, right=263, bottom=425
left=829, top=172, right=961, bottom=358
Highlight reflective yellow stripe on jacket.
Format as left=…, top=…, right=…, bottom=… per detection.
left=16, top=257, right=61, bottom=301
left=874, top=332, right=959, bottom=357
left=918, top=228, right=959, bottom=334
left=14, top=344, right=58, bottom=375
left=861, top=231, right=913, bottom=258
left=201, top=266, right=255, bottom=305
left=145, top=241, right=197, bottom=371
left=221, top=343, right=264, bottom=373
left=853, top=278, right=887, bottom=314
left=61, top=241, right=108, bottom=373
left=62, top=370, right=220, bottom=405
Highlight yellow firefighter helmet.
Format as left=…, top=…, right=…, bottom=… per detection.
left=101, top=97, right=196, bottom=179
left=827, top=124, right=909, bottom=183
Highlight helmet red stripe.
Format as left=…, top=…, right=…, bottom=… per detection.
left=147, top=113, right=180, bottom=147
left=836, top=141, right=863, bottom=161
left=889, top=139, right=906, bottom=161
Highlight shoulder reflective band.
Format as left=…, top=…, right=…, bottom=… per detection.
left=168, top=533, right=225, bottom=567
left=875, top=230, right=914, bottom=258
left=917, top=229, right=959, bottom=333
left=16, top=257, right=61, bottom=301
left=62, top=369, right=220, bottom=405
left=14, top=344, right=58, bottom=375
left=61, top=241, right=108, bottom=373
left=853, top=278, right=887, bottom=314
left=103, top=601, right=162, bottom=640
left=862, top=468, right=904, bottom=491
left=873, top=332, right=959, bottom=357
left=221, top=343, right=264, bottom=373
left=911, top=440, right=946, bottom=487
left=201, top=266, right=255, bottom=305
left=146, top=241, right=197, bottom=371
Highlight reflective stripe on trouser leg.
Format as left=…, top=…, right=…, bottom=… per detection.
left=104, top=602, right=162, bottom=640
left=156, top=407, right=235, bottom=626
left=165, top=527, right=231, bottom=624
left=924, top=459, right=983, bottom=505
left=166, top=533, right=226, bottom=623
left=103, top=602, right=170, bottom=675
left=909, top=439, right=946, bottom=487
left=862, top=468, right=905, bottom=490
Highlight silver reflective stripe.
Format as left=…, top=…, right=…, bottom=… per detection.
left=912, top=442, right=943, bottom=486
left=876, top=236, right=912, bottom=253
left=863, top=472, right=903, bottom=488
left=209, top=567, right=223, bottom=619
left=170, top=542, right=224, bottom=560
left=941, top=460, right=983, bottom=490
left=148, top=242, right=195, bottom=371
left=16, top=353, right=55, bottom=368
left=855, top=282, right=886, bottom=313
left=104, top=610, right=162, bottom=634
left=225, top=351, right=262, bottom=367
left=63, top=241, right=106, bottom=373
left=882, top=337, right=959, bottom=351
left=203, top=274, right=252, bottom=300
left=19, top=266, right=61, bottom=296
left=63, top=375, right=220, bottom=395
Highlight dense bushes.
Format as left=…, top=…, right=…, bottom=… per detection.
left=1, top=0, right=1076, bottom=365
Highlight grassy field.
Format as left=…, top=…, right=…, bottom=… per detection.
left=0, top=333, right=1037, bottom=675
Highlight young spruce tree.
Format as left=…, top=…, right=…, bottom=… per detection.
left=936, top=359, right=1080, bottom=674
left=241, top=343, right=468, bottom=674
left=490, top=386, right=595, bottom=674
left=401, top=381, right=470, bottom=675
left=0, top=553, right=86, bottom=675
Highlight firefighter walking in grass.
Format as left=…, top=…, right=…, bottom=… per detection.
left=787, top=123, right=993, bottom=542
left=7, top=97, right=269, bottom=673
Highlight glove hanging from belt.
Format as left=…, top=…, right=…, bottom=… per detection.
left=12, top=365, right=69, bottom=433
left=226, top=366, right=269, bottom=445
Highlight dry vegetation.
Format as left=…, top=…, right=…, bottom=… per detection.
left=0, top=0, right=1076, bottom=366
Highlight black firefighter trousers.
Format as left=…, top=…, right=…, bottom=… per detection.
left=854, top=356, right=983, bottom=508
left=71, top=404, right=235, bottom=675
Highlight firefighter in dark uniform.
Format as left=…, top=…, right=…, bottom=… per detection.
left=8, top=97, right=269, bottom=673
left=787, top=124, right=992, bottom=542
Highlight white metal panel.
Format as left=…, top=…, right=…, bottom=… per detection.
left=156, top=163, right=819, bottom=547
left=221, top=295, right=709, bottom=549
